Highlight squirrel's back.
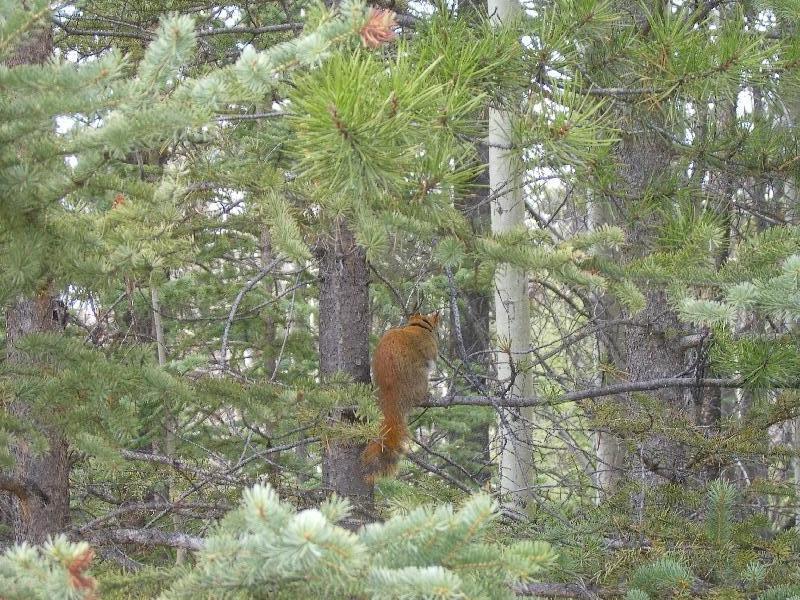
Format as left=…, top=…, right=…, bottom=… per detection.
left=362, top=312, right=439, bottom=480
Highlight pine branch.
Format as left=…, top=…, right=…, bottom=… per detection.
left=53, top=20, right=152, bottom=40
left=53, top=19, right=303, bottom=40
left=75, top=501, right=230, bottom=534
left=585, top=86, right=663, bottom=97
left=85, top=527, right=204, bottom=551
left=219, top=256, right=284, bottom=371
left=422, top=377, right=746, bottom=408
left=120, top=449, right=243, bottom=485
left=216, top=111, right=284, bottom=122
left=515, top=581, right=609, bottom=598
left=679, top=330, right=792, bottom=348
left=404, top=452, right=475, bottom=493
left=196, top=24, right=303, bottom=36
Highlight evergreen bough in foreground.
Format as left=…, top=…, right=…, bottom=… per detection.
left=0, top=485, right=556, bottom=599
left=165, top=484, right=556, bottom=599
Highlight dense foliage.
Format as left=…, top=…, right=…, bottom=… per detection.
left=3, top=0, right=800, bottom=597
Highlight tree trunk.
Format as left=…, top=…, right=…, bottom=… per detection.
left=487, top=0, right=535, bottom=503
left=694, top=97, right=737, bottom=482
left=3, top=12, right=69, bottom=545
left=150, top=283, right=187, bottom=565
left=615, top=130, right=691, bottom=484
left=454, top=0, right=495, bottom=485
left=453, top=138, right=493, bottom=484
left=6, top=293, right=70, bottom=543
left=318, top=219, right=373, bottom=518
left=261, top=230, right=279, bottom=379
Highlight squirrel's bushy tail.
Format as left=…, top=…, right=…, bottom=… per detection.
left=362, top=397, right=407, bottom=481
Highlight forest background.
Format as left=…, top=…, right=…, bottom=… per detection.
left=2, top=0, right=800, bottom=597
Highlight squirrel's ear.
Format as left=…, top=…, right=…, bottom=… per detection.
left=430, top=311, right=440, bottom=327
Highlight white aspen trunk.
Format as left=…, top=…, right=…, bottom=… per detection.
left=488, top=0, right=535, bottom=506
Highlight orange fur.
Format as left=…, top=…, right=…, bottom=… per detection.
left=363, top=312, right=439, bottom=480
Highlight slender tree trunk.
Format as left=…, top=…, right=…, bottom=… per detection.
left=151, top=286, right=167, bottom=368
left=488, top=0, right=535, bottom=504
left=261, top=230, right=278, bottom=378
left=151, top=283, right=187, bottom=565
left=318, top=219, right=373, bottom=518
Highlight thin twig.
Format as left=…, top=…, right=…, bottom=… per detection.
left=404, top=453, right=474, bottom=494
left=220, top=256, right=283, bottom=370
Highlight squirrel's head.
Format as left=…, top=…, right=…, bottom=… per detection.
left=408, top=311, right=439, bottom=332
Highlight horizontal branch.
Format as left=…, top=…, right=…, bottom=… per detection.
left=120, top=449, right=242, bottom=485
left=53, top=19, right=302, bottom=40
left=515, top=576, right=709, bottom=598
left=55, top=13, right=417, bottom=43
left=680, top=330, right=790, bottom=349
left=85, top=527, right=205, bottom=551
left=196, top=23, right=302, bottom=36
left=585, top=86, right=663, bottom=97
left=54, top=22, right=152, bottom=40
left=0, top=474, right=49, bottom=504
left=76, top=501, right=230, bottom=534
left=514, top=582, right=609, bottom=598
left=217, top=111, right=285, bottom=122
left=421, top=377, right=745, bottom=408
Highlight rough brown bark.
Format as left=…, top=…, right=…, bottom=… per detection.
left=693, top=99, right=736, bottom=481
left=318, top=219, right=373, bottom=517
left=4, top=12, right=69, bottom=545
left=585, top=0, right=688, bottom=494
left=5, top=20, right=52, bottom=68
left=453, top=141, right=493, bottom=483
left=6, top=293, right=70, bottom=543
left=455, top=0, right=493, bottom=480
left=613, top=129, right=694, bottom=483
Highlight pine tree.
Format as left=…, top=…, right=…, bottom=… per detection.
left=5, top=0, right=800, bottom=597
left=0, top=0, right=397, bottom=545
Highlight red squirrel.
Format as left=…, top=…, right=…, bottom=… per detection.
left=362, top=312, right=439, bottom=480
